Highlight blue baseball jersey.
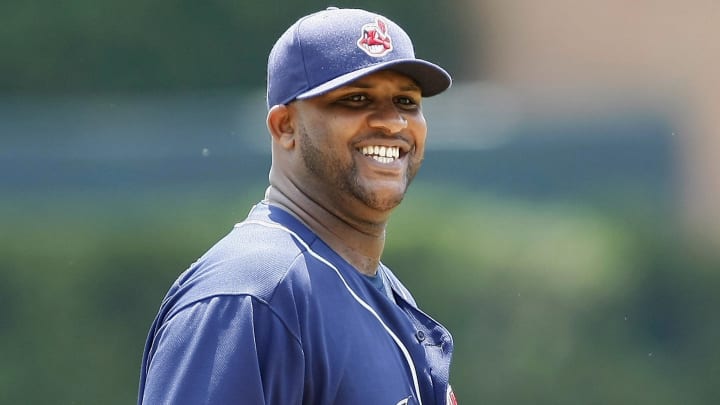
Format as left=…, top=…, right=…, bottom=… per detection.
left=138, top=202, right=455, bottom=404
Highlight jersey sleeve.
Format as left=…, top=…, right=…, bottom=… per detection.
left=140, top=295, right=304, bottom=404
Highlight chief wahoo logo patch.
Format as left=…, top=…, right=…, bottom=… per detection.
left=357, top=17, right=393, bottom=57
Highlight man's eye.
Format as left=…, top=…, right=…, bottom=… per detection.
left=395, top=96, right=418, bottom=107
left=344, top=94, right=368, bottom=103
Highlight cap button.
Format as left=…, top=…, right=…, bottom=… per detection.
left=326, top=6, right=339, bottom=10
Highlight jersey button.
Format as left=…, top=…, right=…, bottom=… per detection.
left=415, top=330, right=426, bottom=342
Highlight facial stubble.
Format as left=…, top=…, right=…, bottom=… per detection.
left=298, top=125, right=422, bottom=212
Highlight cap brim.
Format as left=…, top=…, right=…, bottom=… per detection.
left=296, top=59, right=451, bottom=101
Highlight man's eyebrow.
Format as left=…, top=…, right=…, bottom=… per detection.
left=400, top=83, right=422, bottom=92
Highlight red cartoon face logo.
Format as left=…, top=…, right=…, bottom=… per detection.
left=357, top=17, right=393, bottom=57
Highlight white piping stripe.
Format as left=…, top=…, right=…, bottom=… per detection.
left=238, top=219, right=423, bottom=405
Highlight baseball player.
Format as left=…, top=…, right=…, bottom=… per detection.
left=138, top=7, right=457, bottom=405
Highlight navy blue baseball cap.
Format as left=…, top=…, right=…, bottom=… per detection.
left=266, top=7, right=452, bottom=108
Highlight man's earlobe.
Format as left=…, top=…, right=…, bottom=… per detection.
left=267, top=105, right=296, bottom=149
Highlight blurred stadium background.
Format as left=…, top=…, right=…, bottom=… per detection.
left=2, top=1, right=718, bottom=403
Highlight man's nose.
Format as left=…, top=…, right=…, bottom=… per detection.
left=367, top=104, right=408, bottom=135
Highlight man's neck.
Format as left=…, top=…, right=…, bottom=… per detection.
left=265, top=185, right=387, bottom=276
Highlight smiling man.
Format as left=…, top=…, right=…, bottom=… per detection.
left=139, top=8, right=456, bottom=405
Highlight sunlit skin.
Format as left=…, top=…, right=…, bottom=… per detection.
left=266, top=70, right=427, bottom=275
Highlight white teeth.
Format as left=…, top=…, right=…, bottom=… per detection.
left=360, top=146, right=400, bottom=162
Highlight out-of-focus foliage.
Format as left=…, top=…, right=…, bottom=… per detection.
left=0, top=187, right=259, bottom=404
left=1, top=183, right=718, bottom=404
left=389, top=186, right=720, bottom=404
left=0, top=0, right=466, bottom=94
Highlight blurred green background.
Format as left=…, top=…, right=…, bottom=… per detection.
left=2, top=1, right=719, bottom=404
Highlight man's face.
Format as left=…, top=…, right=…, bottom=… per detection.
left=290, top=70, right=427, bottom=213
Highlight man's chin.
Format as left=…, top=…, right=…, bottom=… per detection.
left=355, top=186, right=407, bottom=212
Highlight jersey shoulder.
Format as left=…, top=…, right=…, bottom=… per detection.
left=161, top=218, right=313, bottom=320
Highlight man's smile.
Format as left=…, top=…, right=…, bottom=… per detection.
left=359, top=145, right=401, bottom=164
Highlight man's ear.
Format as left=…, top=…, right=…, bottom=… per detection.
left=266, top=104, right=296, bottom=150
